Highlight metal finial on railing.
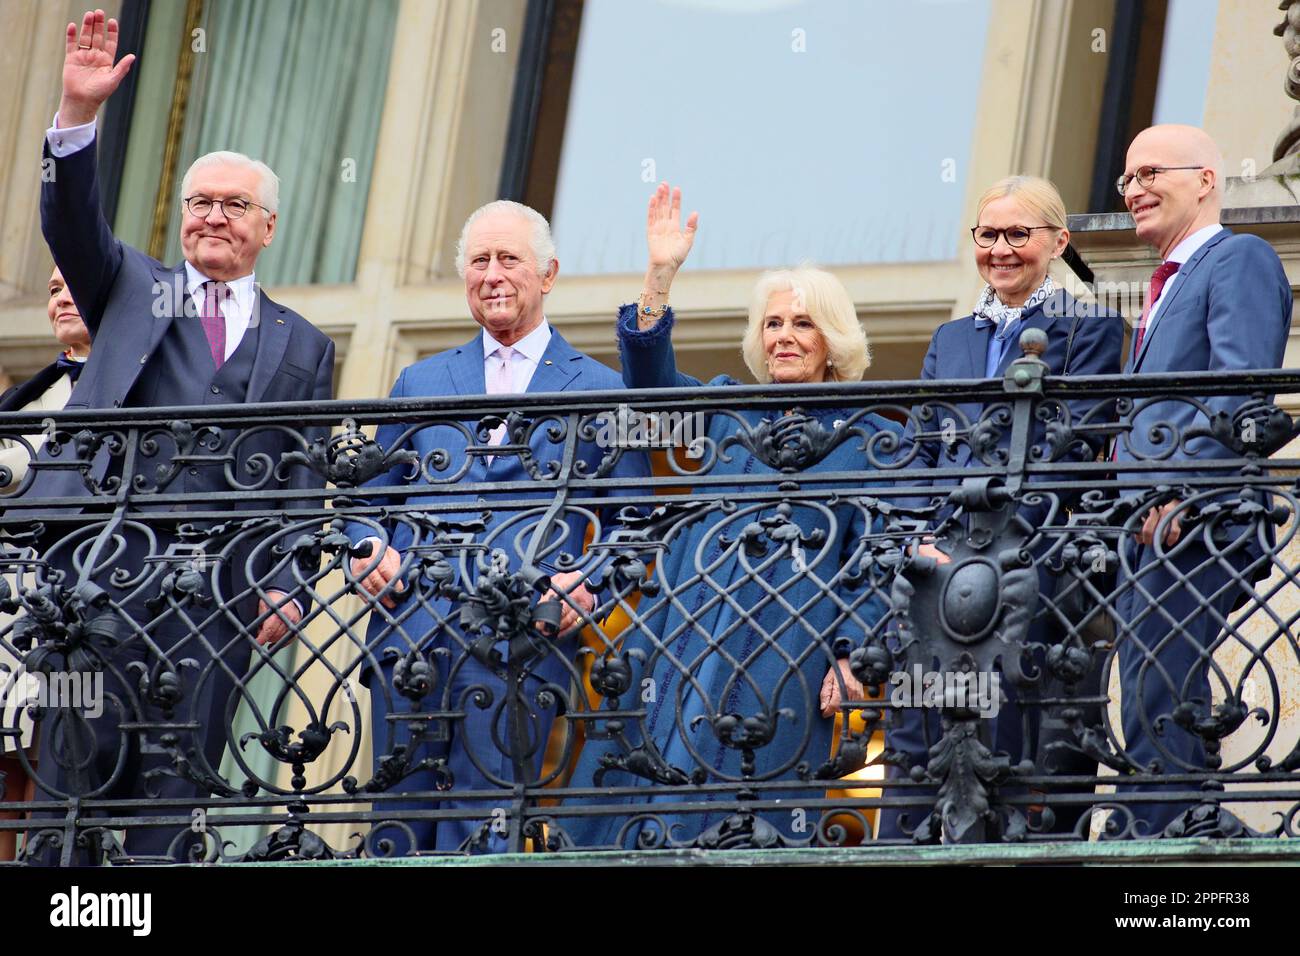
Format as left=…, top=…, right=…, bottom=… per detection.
left=1001, top=327, right=1049, bottom=393
left=1018, top=326, right=1048, bottom=359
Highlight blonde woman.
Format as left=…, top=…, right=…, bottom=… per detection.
left=879, top=175, right=1124, bottom=841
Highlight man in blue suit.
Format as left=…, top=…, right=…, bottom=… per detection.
left=349, top=199, right=649, bottom=853
left=1113, top=125, right=1292, bottom=835
left=22, top=12, right=334, bottom=864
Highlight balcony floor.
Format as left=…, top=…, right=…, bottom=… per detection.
left=230, top=838, right=1300, bottom=867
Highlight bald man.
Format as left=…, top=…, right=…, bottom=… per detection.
left=1112, top=125, right=1292, bottom=836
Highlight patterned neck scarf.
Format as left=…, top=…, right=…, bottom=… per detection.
left=972, top=275, right=1056, bottom=340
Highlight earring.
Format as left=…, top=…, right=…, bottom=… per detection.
left=826, top=359, right=834, bottom=368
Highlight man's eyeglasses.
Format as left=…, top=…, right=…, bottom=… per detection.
left=1115, top=165, right=1205, bottom=197
left=970, top=225, right=1057, bottom=248
left=183, top=196, right=270, bottom=220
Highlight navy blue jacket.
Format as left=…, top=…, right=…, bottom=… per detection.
left=910, top=289, right=1124, bottom=468
left=901, top=289, right=1124, bottom=524
left=38, top=138, right=335, bottom=503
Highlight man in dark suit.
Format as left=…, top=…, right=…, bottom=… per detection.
left=19, top=11, right=334, bottom=863
left=348, top=199, right=649, bottom=853
left=1113, top=124, right=1292, bottom=835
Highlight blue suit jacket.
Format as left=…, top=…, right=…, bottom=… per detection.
left=1115, top=229, right=1292, bottom=479
left=352, top=329, right=650, bottom=664
left=903, top=290, right=1124, bottom=517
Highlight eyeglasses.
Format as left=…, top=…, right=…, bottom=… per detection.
left=1115, top=165, right=1204, bottom=197
left=970, top=225, right=1057, bottom=248
left=183, top=196, right=270, bottom=220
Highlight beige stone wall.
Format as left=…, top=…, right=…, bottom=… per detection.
left=0, top=1, right=123, bottom=391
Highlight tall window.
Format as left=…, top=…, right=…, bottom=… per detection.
left=1151, top=0, right=1219, bottom=127
left=1087, top=0, right=1221, bottom=212
left=548, top=0, right=993, bottom=274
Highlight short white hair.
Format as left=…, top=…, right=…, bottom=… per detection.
left=180, top=150, right=280, bottom=214
left=741, top=266, right=871, bottom=383
left=454, top=200, right=556, bottom=278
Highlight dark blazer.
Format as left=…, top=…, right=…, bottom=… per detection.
left=19, top=134, right=336, bottom=862
left=1115, top=228, right=1292, bottom=479
left=1110, top=230, right=1291, bottom=833
left=37, top=136, right=335, bottom=604
left=0, top=360, right=68, bottom=412
left=1, top=360, right=70, bottom=496
left=905, top=289, right=1124, bottom=504
left=37, top=136, right=334, bottom=500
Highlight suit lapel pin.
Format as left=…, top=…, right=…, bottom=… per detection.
left=544, top=359, right=553, bottom=365
left=275, top=318, right=285, bottom=325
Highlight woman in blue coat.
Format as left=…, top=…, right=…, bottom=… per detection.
left=562, top=184, right=901, bottom=849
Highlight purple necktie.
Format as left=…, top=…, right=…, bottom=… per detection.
left=202, top=281, right=230, bottom=370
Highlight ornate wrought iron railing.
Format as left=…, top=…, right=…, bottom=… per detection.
left=3, top=331, right=1300, bottom=864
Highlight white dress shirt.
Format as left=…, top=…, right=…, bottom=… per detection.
left=45, top=114, right=97, bottom=157
left=1147, top=223, right=1223, bottom=327
left=482, top=318, right=553, bottom=393
left=47, top=115, right=260, bottom=357
left=184, top=263, right=258, bottom=360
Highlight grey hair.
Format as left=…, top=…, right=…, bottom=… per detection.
left=181, top=150, right=280, bottom=214
left=454, top=200, right=556, bottom=278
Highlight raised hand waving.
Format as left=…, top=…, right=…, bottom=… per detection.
left=646, top=182, right=699, bottom=276
left=59, top=9, right=136, bottom=127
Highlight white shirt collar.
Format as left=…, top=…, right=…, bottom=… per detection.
left=184, top=261, right=258, bottom=314
left=482, top=316, right=552, bottom=364
left=1164, top=223, right=1223, bottom=265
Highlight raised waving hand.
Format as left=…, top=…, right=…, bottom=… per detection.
left=646, top=183, right=699, bottom=275
left=59, top=9, right=136, bottom=127
left=638, top=183, right=699, bottom=328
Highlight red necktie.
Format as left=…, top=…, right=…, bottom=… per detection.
left=202, top=280, right=230, bottom=370
left=1112, top=260, right=1181, bottom=461
left=1131, top=260, right=1180, bottom=361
